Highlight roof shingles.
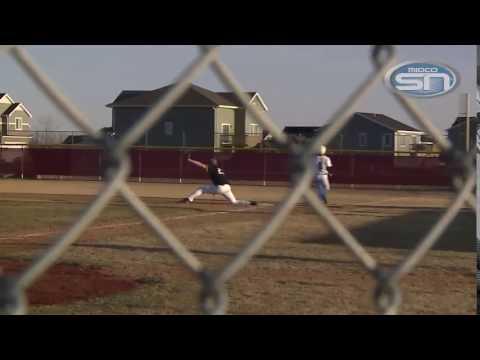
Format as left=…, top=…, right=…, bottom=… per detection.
left=215, top=92, right=257, bottom=107
left=283, top=126, right=322, bottom=136
left=107, top=84, right=238, bottom=108
left=2, top=103, right=22, bottom=115
left=282, top=113, right=418, bottom=136
left=1, top=102, right=32, bottom=118
left=450, top=116, right=478, bottom=128
left=355, top=112, right=419, bottom=131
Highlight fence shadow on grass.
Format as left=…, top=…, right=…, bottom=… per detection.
left=303, top=208, right=475, bottom=253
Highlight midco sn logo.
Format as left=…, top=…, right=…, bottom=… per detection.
left=385, top=62, right=458, bottom=98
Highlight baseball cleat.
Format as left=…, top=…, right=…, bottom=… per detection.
left=179, top=197, right=192, bottom=203
left=249, top=201, right=258, bottom=206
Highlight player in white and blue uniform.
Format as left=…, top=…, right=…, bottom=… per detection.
left=314, top=145, right=333, bottom=204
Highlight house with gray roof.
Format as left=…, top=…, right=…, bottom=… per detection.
left=338, top=112, right=427, bottom=153
left=446, top=114, right=479, bottom=152
left=0, top=93, right=33, bottom=145
left=281, top=112, right=432, bottom=154
left=106, top=84, right=269, bottom=149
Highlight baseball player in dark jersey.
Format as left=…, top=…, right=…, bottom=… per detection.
left=181, top=154, right=257, bottom=206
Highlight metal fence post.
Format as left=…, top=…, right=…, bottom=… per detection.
left=350, top=154, right=356, bottom=188
left=138, top=149, right=142, bottom=183
left=350, top=153, right=355, bottom=178
left=263, top=145, right=267, bottom=186
left=98, top=149, right=102, bottom=181
left=21, top=145, right=24, bottom=179
left=179, top=147, right=183, bottom=184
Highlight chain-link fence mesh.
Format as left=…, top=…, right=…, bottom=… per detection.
left=29, top=131, right=91, bottom=145
left=0, top=45, right=476, bottom=315
left=476, top=45, right=479, bottom=315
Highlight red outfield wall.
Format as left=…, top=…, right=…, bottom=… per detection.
left=0, top=147, right=452, bottom=186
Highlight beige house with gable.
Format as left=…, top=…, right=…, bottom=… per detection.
left=0, top=93, right=33, bottom=145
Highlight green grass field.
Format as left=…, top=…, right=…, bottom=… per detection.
left=0, top=180, right=476, bottom=314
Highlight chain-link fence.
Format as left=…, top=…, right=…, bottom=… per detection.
left=0, top=145, right=454, bottom=186
left=0, top=45, right=476, bottom=315
left=29, top=130, right=91, bottom=145
left=476, top=45, right=479, bottom=315
left=477, top=125, right=480, bottom=314
left=26, top=131, right=264, bottom=148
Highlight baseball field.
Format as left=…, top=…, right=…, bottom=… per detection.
left=0, top=179, right=476, bottom=314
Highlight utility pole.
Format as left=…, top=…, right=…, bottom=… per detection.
left=465, top=93, right=470, bottom=152
left=460, top=93, right=471, bottom=152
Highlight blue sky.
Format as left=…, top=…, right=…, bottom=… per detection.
left=0, top=45, right=477, bottom=133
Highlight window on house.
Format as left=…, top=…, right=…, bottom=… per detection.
left=221, top=123, right=233, bottom=135
left=220, top=124, right=233, bottom=145
left=248, top=123, right=262, bottom=135
left=15, top=117, right=22, bottom=130
left=421, top=135, right=433, bottom=143
left=358, top=132, right=367, bottom=147
left=164, top=121, right=173, bottom=136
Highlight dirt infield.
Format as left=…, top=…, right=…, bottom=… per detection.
left=0, top=179, right=475, bottom=314
left=0, top=178, right=457, bottom=208
left=0, top=260, right=138, bottom=306
left=0, top=179, right=290, bottom=201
